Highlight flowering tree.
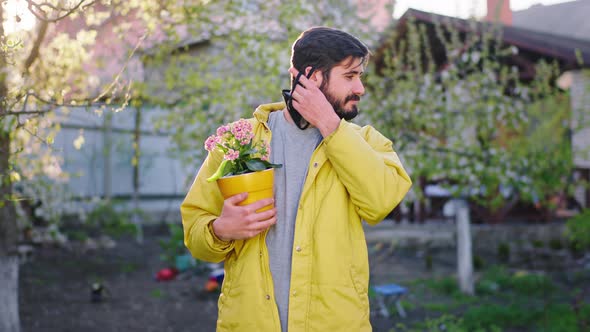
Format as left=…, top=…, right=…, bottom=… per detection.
left=364, top=17, right=581, bottom=223
left=0, top=2, right=103, bottom=329
left=140, top=0, right=378, bottom=167
left=0, top=1, right=170, bottom=330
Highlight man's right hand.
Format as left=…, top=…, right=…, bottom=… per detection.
left=212, top=193, right=277, bottom=241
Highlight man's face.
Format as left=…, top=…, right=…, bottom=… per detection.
left=319, top=57, right=366, bottom=121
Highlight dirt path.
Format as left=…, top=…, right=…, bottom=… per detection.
left=20, top=232, right=219, bottom=332
left=19, top=226, right=457, bottom=332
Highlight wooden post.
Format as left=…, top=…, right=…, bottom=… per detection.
left=584, top=168, right=590, bottom=208
left=103, top=111, right=112, bottom=201
left=132, top=106, right=143, bottom=243
left=456, top=199, right=474, bottom=295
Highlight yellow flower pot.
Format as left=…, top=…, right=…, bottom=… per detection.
left=217, top=168, right=275, bottom=212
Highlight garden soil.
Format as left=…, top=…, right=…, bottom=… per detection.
left=19, top=223, right=459, bottom=332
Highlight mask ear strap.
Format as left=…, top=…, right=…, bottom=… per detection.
left=292, top=71, right=304, bottom=92
left=287, top=68, right=315, bottom=130
left=288, top=71, right=305, bottom=123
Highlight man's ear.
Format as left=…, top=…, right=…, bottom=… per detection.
left=305, top=66, right=323, bottom=88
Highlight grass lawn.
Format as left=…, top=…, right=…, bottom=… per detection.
left=379, top=265, right=590, bottom=332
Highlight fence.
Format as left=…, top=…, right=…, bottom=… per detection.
left=52, top=105, right=194, bottom=223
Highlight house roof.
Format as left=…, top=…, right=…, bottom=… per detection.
left=513, top=0, right=590, bottom=42
left=394, top=8, right=590, bottom=69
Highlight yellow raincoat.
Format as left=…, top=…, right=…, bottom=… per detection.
left=181, top=102, right=412, bottom=331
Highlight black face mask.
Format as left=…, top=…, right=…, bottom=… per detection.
left=282, top=67, right=316, bottom=130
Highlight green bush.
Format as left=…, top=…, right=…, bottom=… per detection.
left=497, top=243, right=510, bottom=263
left=535, top=304, right=582, bottom=332
left=159, top=223, right=187, bottom=266
left=399, top=299, right=416, bottom=312
left=479, top=266, right=555, bottom=296
left=578, top=303, right=590, bottom=331
left=473, top=255, right=486, bottom=270
left=566, top=209, right=590, bottom=251
left=425, top=253, right=433, bottom=270
left=422, top=302, right=449, bottom=312
left=480, top=265, right=512, bottom=289
left=510, top=273, right=555, bottom=296
left=475, top=279, right=500, bottom=295
left=462, top=303, right=536, bottom=330
left=548, top=238, right=564, bottom=251
left=426, top=277, right=460, bottom=296
left=64, top=229, right=88, bottom=241
left=158, top=223, right=205, bottom=273
left=86, top=200, right=137, bottom=237
left=421, top=314, right=499, bottom=332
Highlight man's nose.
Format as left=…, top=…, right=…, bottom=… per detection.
left=353, top=79, right=365, bottom=96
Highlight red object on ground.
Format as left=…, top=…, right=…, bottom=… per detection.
left=156, top=267, right=178, bottom=281
left=205, top=279, right=219, bottom=292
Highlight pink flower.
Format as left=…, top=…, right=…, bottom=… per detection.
left=224, top=149, right=240, bottom=161
left=204, top=119, right=281, bottom=182
left=204, top=135, right=221, bottom=152
left=216, top=125, right=230, bottom=136
left=231, top=119, right=253, bottom=145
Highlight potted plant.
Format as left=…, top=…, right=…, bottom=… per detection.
left=204, top=119, right=281, bottom=211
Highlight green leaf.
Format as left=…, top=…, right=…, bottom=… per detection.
left=267, top=162, right=282, bottom=169
left=245, top=159, right=267, bottom=171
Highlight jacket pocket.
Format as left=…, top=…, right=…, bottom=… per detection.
left=349, top=239, right=370, bottom=301
left=218, top=254, right=236, bottom=313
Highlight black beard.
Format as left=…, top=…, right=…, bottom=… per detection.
left=320, top=85, right=360, bottom=121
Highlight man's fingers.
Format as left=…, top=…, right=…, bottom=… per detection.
left=288, top=66, right=299, bottom=77
left=253, top=207, right=276, bottom=221
left=226, top=192, right=248, bottom=205
left=291, top=89, right=303, bottom=102
left=289, top=67, right=313, bottom=89
left=246, top=198, right=274, bottom=213
left=250, top=217, right=277, bottom=233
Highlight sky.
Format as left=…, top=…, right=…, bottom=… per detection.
left=3, top=0, right=36, bottom=34
left=393, top=0, right=576, bottom=19
left=2, top=0, right=578, bottom=34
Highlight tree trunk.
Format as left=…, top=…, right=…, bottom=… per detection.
left=0, top=129, right=21, bottom=332
left=1, top=2, right=21, bottom=326
left=0, top=256, right=20, bottom=332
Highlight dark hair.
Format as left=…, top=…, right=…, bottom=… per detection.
left=291, top=27, right=370, bottom=85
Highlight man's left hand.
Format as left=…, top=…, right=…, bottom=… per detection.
left=288, top=67, right=340, bottom=137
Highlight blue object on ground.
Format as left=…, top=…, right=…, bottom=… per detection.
left=372, top=283, right=407, bottom=318
left=209, top=268, right=224, bottom=284
left=175, top=254, right=195, bottom=272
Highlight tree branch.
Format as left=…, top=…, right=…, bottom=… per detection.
left=20, top=124, right=52, bottom=147
left=23, top=20, right=48, bottom=73
left=26, top=0, right=96, bottom=23
left=92, top=33, right=147, bottom=103
left=2, top=92, right=88, bottom=119
left=3, top=110, right=51, bottom=116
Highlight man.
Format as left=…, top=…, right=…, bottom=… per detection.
left=181, top=27, right=412, bottom=331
